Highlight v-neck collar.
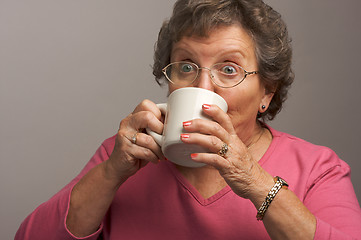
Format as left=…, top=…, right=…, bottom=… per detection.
left=163, top=124, right=280, bottom=206
left=165, top=161, right=232, bottom=206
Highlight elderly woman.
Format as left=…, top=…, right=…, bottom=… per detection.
left=16, top=0, right=361, bottom=239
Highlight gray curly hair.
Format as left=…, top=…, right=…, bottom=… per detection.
left=153, top=0, right=294, bottom=120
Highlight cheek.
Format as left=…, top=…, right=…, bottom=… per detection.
left=219, top=88, right=260, bottom=123
left=220, top=89, right=248, bottom=111
left=220, top=91, right=244, bottom=119
left=168, top=85, right=183, bottom=95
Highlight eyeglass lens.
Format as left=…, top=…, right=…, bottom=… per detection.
left=164, top=62, right=247, bottom=88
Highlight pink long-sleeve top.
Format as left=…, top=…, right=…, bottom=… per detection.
left=15, top=127, right=361, bottom=239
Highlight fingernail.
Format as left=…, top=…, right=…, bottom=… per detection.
left=191, top=153, right=198, bottom=159
left=202, top=104, right=211, bottom=110
left=164, top=158, right=169, bottom=161
left=183, top=121, right=192, bottom=127
left=180, top=134, right=190, bottom=140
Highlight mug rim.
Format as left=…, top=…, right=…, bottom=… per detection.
left=169, top=87, right=228, bottom=109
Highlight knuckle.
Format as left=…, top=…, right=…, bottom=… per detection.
left=144, top=113, right=160, bottom=131
left=211, top=123, right=221, bottom=133
left=143, top=148, right=153, bottom=159
left=119, top=115, right=132, bottom=130
left=143, top=134, right=153, bottom=145
left=133, top=99, right=153, bottom=114
left=117, top=127, right=127, bottom=137
left=115, top=130, right=127, bottom=144
left=139, top=99, right=152, bottom=109
left=210, top=136, right=219, bottom=146
left=143, top=111, right=154, bottom=122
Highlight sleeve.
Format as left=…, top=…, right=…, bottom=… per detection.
left=303, top=149, right=361, bottom=240
left=15, top=138, right=114, bottom=240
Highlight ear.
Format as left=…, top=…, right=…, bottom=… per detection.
left=259, top=91, right=274, bottom=113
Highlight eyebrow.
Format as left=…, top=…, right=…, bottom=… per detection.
left=171, top=46, right=249, bottom=62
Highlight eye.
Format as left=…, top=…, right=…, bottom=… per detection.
left=180, top=63, right=195, bottom=73
left=221, top=65, right=237, bottom=74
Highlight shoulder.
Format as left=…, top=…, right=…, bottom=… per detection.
left=264, top=126, right=351, bottom=190
left=269, top=126, right=344, bottom=167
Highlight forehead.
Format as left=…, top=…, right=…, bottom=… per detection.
left=171, top=25, right=255, bottom=60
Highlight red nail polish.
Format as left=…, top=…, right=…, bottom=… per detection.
left=181, top=134, right=190, bottom=140
left=202, top=104, right=211, bottom=110
left=183, top=121, right=192, bottom=127
left=191, top=153, right=198, bottom=159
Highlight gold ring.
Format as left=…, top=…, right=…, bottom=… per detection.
left=218, top=142, right=228, bottom=157
left=131, top=132, right=137, bottom=144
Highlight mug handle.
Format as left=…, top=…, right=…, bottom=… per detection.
left=146, top=103, right=167, bottom=146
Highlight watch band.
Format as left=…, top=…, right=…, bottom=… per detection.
left=256, top=176, right=288, bottom=221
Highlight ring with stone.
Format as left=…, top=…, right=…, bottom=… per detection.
left=218, top=142, right=229, bottom=157
left=131, top=132, right=138, bottom=144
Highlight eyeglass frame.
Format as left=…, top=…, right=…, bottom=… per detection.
left=162, top=61, right=258, bottom=88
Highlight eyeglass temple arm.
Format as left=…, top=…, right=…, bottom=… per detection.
left=246, top=71, right=258, bottom=76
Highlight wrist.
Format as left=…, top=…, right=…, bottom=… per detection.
left=248, top=173, right=275, bottom=209
left=102, top=159, right=131, bottom=187
left=256, top=176, right=289, bottom=221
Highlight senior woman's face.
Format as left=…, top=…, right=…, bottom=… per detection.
left=168, top=25, right=273, bottom=136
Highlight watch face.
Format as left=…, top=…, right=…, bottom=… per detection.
left=277, top=176, right=289, bottom=187
left=277, top=176, right=288, bottom=187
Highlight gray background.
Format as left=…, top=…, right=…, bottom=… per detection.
left=1, top=0, right=360, bottom=239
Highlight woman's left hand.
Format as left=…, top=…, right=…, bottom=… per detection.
left=180, top=104, right=272, bottom=201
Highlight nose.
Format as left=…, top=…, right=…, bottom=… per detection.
left=192, top=67, right=215, bottom=91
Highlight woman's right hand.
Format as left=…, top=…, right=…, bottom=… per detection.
left=105, top=99, right=165, bottom=182
left=66, top=99, right=165, bottom=237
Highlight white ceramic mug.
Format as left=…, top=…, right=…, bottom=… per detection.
left=147, top=87, right=228, bottom=167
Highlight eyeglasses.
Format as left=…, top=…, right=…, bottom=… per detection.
left=162, top=61, right=258, bottom=88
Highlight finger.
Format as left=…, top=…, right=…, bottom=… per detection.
left=180, top=133, right=225, bottom=154
left=121, top=110, right=163, bottom=135
left=182, top=118, right=230, bottom=144
left=129, top=99, right=164, bottom=133
left=126, top=136, right=160, bottom=164
left=133, top=99, right=162, bottom=121
left=108, top=134, right=152, bottom=177
left=190, top=152, right=230, bottom=170
left=133, top=132, right=165, bottom=161
left=202, top=104, right=236, bottom=135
